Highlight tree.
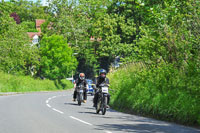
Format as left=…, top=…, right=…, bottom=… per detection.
left=39, top=34, right=78, bottom=80
left=0, top=12, right=40, bottom=75
left=10, top=12, right=20, bottom=24
left=135, top=0, right=200, bottom=66
left=45, top=0, right=103, bottom=77
left=0, top=0, right=50, bottom=22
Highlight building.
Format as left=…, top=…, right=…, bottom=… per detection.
left=36, top=19, right=45, bottom=32
left=27, top=19, right=45, bottom=46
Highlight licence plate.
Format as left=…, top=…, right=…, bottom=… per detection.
left=102, top=87, right=108, bottom=93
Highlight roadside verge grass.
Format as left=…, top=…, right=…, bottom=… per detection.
left=108, top=62, right=200, bottom=126
left=0, top=71, right=73, bottom=92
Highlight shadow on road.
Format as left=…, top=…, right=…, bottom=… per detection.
left=93, top=114, right=200, bottom=133
left=83, top=107, right=94, bottom=110
left=95, top=123, right=200, bottom=133
left=78, top=111, right=97, bottom=115
left=64, top=103, right=78, bottom=106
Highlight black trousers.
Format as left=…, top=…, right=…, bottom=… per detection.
left=73, top=89, right=87, bottom=100
left=93, top=91, right=110, bottom=105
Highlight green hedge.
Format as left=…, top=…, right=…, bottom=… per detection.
left=0, top=71, right=73, bottom=92
left=108, top=62, right=200, bottom=126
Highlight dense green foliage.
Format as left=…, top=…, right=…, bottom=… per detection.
left=109, top=62, right=200, bottom=125
left=0, top=71, right=73, bottom=92
left=0, top=0, right=49, bottom=22
left=107, top=0, right=200, bottom=126
left=43, top=0, right=100, bottom=77
left=0, top=13, right=40, bottom=75
left=39, top=35, right=78, bottom=80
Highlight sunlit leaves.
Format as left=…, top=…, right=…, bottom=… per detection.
left=0, top=13, right=40, bottom=75
left=40, top=35, right=78, bottom=79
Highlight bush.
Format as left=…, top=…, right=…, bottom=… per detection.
left=108, top=62, right=200, bottom=126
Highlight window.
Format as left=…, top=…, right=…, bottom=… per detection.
left=32, top=35, right=39, bottom=46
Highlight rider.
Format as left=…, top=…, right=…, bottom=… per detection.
left=73, top=73, right=88, bottom=103
left=93, top=69, right=110, bottom=108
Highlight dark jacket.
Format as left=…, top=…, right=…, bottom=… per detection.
left=95, top=76, right=109, bottom=88
left=75, top=78, right=88, bottom=87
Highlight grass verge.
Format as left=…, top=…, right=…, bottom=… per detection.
left=108, top=62, right=200, bottom=126
left=0, top=71, right=73, bottom=92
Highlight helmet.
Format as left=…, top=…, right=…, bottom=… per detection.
left=79, top=73, right=85, bottom=80
left=99, top=69, right=106, bottom=78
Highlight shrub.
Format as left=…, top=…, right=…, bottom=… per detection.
left=108, top=62, right=200, bottom=125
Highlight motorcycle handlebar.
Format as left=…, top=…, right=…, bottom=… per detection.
left=99, top=84, right=109, bottom=87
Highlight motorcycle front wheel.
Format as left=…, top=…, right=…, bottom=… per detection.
left=102, top=96, right=107, bottom=115
left=78, top=93, right=82, bottom=106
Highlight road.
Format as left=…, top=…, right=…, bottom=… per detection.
left=0, top=90, right=199, bottom=133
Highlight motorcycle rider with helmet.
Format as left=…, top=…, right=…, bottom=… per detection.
left=93, top=69, right=110, bottom=108
left=73, top=73, right=88, bottom=103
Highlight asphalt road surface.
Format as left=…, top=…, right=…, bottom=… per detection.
left=0, top=90, right=199, bottom=133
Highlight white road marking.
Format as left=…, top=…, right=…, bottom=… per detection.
left=46, top=95, right=112, bottom=132
left=52, top=108, right=64, bottom=114
left=46, top=95, right=65, bottom=114
left=46, top=104, right=51, bottom=108
left=70, top=116, right=93, bottom=126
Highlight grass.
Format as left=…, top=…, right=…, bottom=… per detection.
left=0, top=71, right=73, bottom=92
left=108, top=62, right=200, bottom=126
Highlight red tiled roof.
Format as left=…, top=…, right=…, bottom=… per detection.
left=36, top=19, right=45, bottom=27
left=27, top=19, right=45, bottom=40
left=27, top=32, right=41, bottom=39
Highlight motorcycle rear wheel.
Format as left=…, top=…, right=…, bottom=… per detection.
left=78, top=100, right=81, bottom=106
left=96, top=101, right=101, bottom=114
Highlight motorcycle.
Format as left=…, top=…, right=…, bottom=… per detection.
left=76, top=84, right=85, bottom=106
left=96, top=84, right=109, bottom=115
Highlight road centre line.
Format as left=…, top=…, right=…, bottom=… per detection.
left=52, top=108, right=64, bottom=114
left=46, top=95, right=62, bottom=107
left=46, top=104, right=51, bottom=108
left=46, top=95, right=93, bottom=125
left=70, top=116, right=93, bottom=126
left=46, top=95, right=112, bottom=133
left=70, top=116, right=112, bottom=133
